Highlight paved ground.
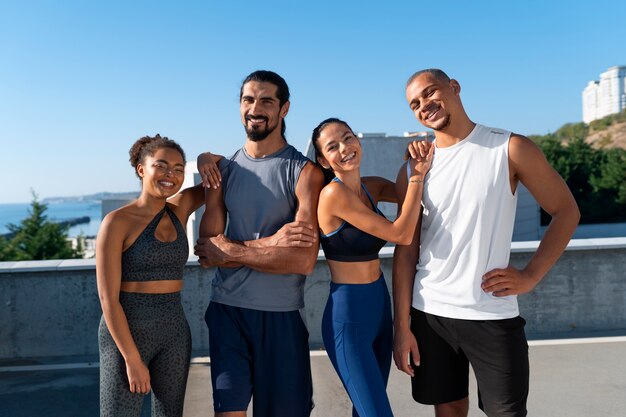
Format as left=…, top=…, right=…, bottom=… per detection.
left=1, top=337, right=626, bottom=416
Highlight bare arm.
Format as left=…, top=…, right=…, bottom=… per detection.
left=482, top=134, right=580, bottom=296
left=168, top=150, right=225, bottom=225
left=362, top=176, right=398, bottom=203
left=199, top=184, right=227, bottom=238
left=195, top=180, right=242, bottom=268
left=367, top=139, right=434, bottom=204
left=196, top=152, right=224, bottom=189
left=96, top=213, right=151, bottom=394
left=167, top=183, right=205, bottom=225
left=195, top=162, right=325, bottom=275
left=391, top=163, right=422, bottom=377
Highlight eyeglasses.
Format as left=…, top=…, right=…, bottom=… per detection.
left=153, top=162, right=184, bottom=176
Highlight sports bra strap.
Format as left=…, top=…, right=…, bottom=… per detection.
left=360, top=183, right=377, bottom=211
left=331, top=177, right=376, bottom=211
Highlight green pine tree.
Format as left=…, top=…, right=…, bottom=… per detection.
left=0, top=192, right=82, bottom=261
left=0, top=235, right=18, bottom=261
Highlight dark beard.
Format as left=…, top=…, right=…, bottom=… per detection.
left=246, top=126, right=272, bottom=142
left=244, top=117, right=278, bottom=142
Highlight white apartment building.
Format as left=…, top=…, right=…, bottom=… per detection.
left=582, top=66, right=626, bottom=124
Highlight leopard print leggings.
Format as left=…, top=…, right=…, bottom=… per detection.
left=98, top=292, right=191, bottom=417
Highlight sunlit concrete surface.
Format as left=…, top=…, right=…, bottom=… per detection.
left=2, top=337, right=626, bottom=417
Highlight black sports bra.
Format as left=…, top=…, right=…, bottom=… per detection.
left=121, top=206, right=188, bottom=282
left=320, top=178, right=387, bottom=262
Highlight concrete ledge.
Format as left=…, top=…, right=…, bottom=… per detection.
left=0, top=258, right=96, bottom=273
left=2, top=237, right=626, bottom=273
left=511, top=237, right=626, bottom=252
left=1, top=237, right=625, bottom=359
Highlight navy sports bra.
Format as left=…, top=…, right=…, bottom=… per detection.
left=320, top=178, right=387, bottom=262
left=121, top=205, right=189, bottom=282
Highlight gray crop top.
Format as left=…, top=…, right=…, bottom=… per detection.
left=121, top=205, right=188, bottom=282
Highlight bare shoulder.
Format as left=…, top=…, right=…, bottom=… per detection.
left=319, top=180, right=346, bottom=203
left=299, top=161, right=324, bottom=184
left=318, top=181, right=355, bottom=222
left=508, top=133, right=547, bottom=177
left=295, top=162, right=324, bottom=204
left=509, top=133, right=542, bottom=159
left=98, top=205, right=139, bottom=243
left=101, top=204, right=134, bottom=228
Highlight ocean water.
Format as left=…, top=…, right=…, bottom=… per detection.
left=0, top=201, right=102, bottom=237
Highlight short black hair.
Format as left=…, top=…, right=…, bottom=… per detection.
left=406, top=68, right=451, bottom=88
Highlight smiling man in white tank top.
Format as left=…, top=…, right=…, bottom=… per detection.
left=392, top=69, right=580, bottom=417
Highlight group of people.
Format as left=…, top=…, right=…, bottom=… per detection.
left=96, top=69, right=580, bottom=417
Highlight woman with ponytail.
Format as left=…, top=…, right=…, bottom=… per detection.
left=311, top=118, right=433, bottom=417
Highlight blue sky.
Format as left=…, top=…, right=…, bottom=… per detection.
left=2, top=0, right=625, bottom=203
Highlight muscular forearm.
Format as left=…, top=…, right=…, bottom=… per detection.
left=524, top=207, right=579, bottom=283
left=392, top=248, right=418, bottom=331
left=221, top=241, right=318, bottom=275
left=392, top=181, right=425, bottom=244
left=242, top=236, right=274, bottom=248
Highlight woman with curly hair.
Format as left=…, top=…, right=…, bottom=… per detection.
left=97, top=134, right=220, bottom=417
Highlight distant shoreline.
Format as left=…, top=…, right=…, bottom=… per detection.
left=0, top=191, right=140, bottom=205
left=0, top=201, right=105, bottom=237
left=42, top=191, right=139, bottom=204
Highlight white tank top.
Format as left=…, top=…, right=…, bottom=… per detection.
left=412, top=124, right=519, bottom=319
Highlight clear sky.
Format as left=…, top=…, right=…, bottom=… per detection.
left=2, top=0, right=625, bottom=203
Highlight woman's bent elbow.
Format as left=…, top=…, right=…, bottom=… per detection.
left=393, top=231, right=414, bottom=246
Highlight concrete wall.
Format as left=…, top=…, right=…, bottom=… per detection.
left=1, top=238, right=625, bottom=360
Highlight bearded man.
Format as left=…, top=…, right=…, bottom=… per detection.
left=195, top=70, right=323, bottom=417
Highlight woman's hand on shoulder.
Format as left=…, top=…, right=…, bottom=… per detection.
left=408, top=140, right=434, bottom=179
left=197, top=152, right=224, bottom=189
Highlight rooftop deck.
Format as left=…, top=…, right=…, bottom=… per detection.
left=2, top=336, right=625, bottom=417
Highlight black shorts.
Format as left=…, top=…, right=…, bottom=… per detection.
left=410, top=308, right=529, bottom=417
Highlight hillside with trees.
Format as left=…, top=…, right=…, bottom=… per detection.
left=529, top=110, right=626, bottom=224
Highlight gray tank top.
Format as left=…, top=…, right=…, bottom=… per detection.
left=211, top=144, right=310, bottom=311
left=121, top=205, right=188, bottom=282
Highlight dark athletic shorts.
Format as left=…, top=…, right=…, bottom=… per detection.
left=206, top=301, right=313, bottom=417
left=410, top=308, right=529, bottom=417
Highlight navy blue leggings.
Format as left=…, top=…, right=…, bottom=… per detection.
left=321, top=275, right=394, bottom=417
